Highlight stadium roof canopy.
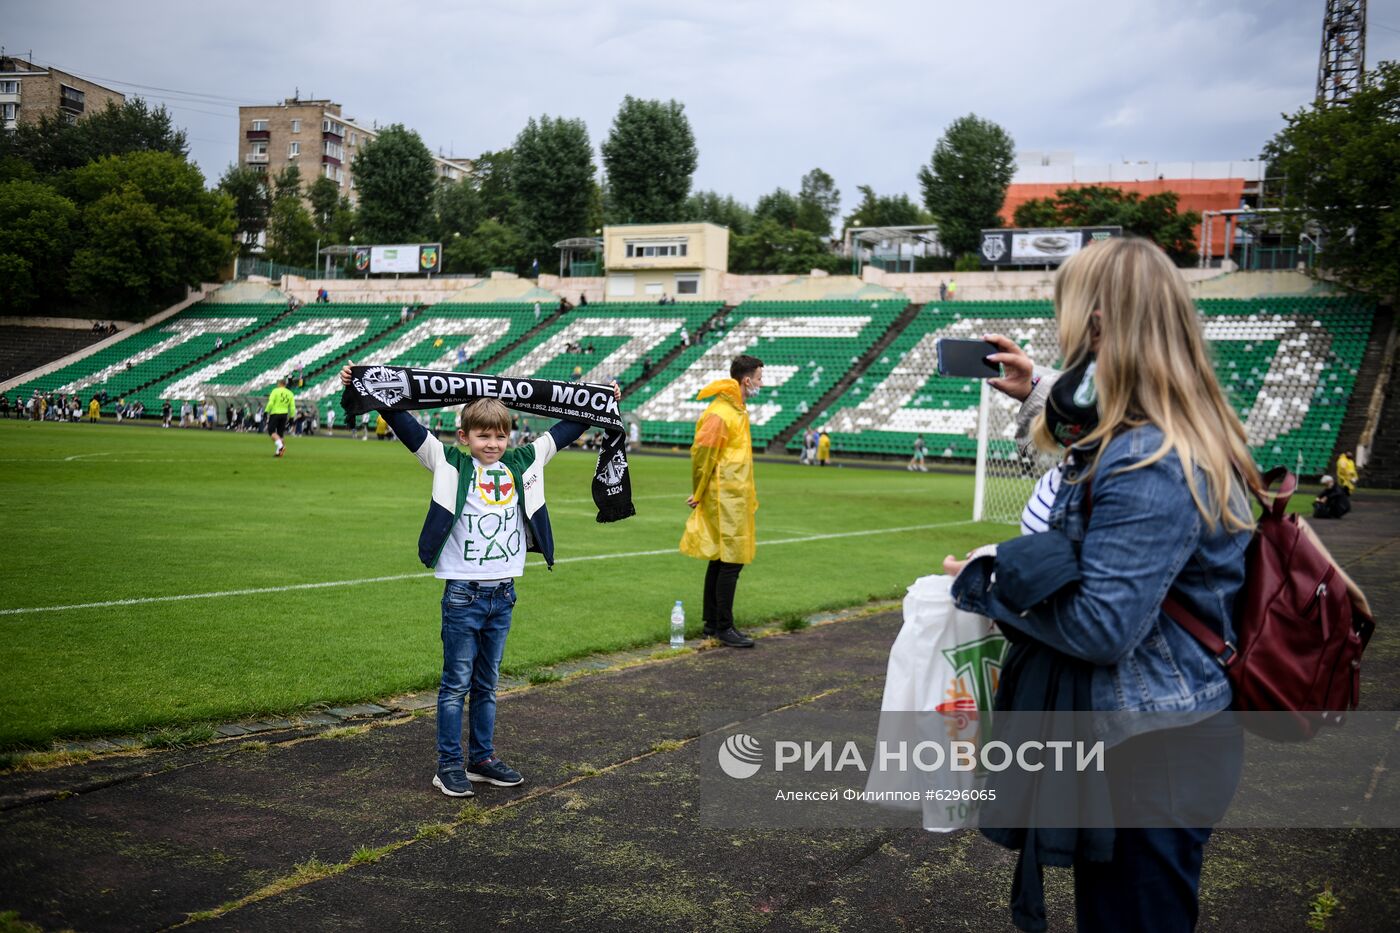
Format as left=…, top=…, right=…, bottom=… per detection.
left=845, top=224, right=941, bottom=246
left=552, top=236, right=604, bottom=277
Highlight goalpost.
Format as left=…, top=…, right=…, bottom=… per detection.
left=971, top=380, right=1052, bottom=525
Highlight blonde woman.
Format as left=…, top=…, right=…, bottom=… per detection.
left=947, top=237, right=1258, bottom=932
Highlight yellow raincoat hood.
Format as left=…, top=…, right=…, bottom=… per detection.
left=679, top=378, right=758, bottom=564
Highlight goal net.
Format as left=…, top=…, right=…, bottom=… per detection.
left=972, top=380, right=1056, bottom=525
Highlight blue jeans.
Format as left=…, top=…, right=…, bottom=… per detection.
left=1073, top=710, right=1243, bottom=931
left=437, top=579, right=515, bottom=770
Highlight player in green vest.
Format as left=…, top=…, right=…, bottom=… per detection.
left=266, top=378, right=296, bottom=458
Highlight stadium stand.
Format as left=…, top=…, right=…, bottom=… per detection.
left=0, top=326, right=114, bottom=383
left=487, top=302, right=724, bottom=387
left=149, top=303, right=402, bottom=407
left=295, top=302, right=539, bottom=408
left=797, top=297, right=1375, bottom=476
left=631, top=300, right=906, bottom=446
left=6, top=303, right=284, bottom=406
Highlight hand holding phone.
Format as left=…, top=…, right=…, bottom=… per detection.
left=936, top=338, right=1002, bottom=378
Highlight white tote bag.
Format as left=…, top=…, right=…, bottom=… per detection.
left=865, top=573, right=1008, bottom=831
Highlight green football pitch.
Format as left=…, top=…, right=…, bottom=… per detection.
left=0, top=420, right=1009, bottom=748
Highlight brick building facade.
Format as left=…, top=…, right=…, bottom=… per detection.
left=237, top=98, right=470, bottom=206
left=0, top=56, right=125, bottom=131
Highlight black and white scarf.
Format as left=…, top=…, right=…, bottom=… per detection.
left=340, top=365, right=635, bottom=523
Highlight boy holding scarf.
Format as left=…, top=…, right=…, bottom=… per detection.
left=339, top=363, right=624, bottom=798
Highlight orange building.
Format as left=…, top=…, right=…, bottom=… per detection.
left=1001, top=157, right=1265, bottom=259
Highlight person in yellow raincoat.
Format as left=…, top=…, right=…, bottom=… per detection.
left=87, top=397, right=100, bottom=422
left=816, top=429, right=831, bottom=466
left=1335, top=450, right=1357, bottom=494
left=680, top=354, right=764, bottom=648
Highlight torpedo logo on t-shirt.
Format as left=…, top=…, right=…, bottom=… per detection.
left=476, top=465, right=516, bottom=505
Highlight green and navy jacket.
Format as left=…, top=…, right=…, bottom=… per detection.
left=384, top=410, right=587, bottom=570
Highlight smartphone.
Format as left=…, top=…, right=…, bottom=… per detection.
left=936, top=338, right=1001, bottom=378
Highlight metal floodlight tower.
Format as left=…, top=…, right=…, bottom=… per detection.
left=1317, top=0, right=1367, bottom=106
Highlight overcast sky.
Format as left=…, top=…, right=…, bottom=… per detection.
left=8, top=0, right=1400, bottom=214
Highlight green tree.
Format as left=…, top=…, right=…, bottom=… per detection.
left=512, top=115, right=596, bottom=268
left=216, top=164, right=270, bottom=256
left=1008, top=196, right=1061, bottom=229
left=271, top=163, right=304, bottom=201
left=431, top=177, right=483, bottom=243
left=1012, top=185, right=1199, bottom=265
left=729, top=220, right=844, bottom=274
left=918, top=114, right=1016, bottom=256
left=64, top=152, right=234, bottom=313
left=308, top=175, right=342, bottom=234
left=351, top=124, right=436, bottom=244
left=262, top=163, right=317, bottom=266
left=472, top=149, right=517, bottom=223
left=0, top=180, right=78, bottom=312
left=443, top=218, right=525, bottom=274
left=0, top=98, right=188, bottom=177
left=797, top=167, right=840, bottom=236
left=755, top=188, right=800, bottom=228
left=330, top=196, right=357, bottom=245
left=843, top=184, right=928, bottom=229
left=601, top=96, right=698, bottom=223
left=265, top=197, right=318, bottom=267
left=1262, top=60, right=1400, bottom=296
left=684, top=190, right=754, bottom=234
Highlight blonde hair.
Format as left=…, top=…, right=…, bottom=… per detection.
left=459, top=398, right=511, bottom=435
left=1033, top=237, right=1258, bottom=532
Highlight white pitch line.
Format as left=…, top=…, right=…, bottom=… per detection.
left=0, top=519, right=978, bottom=617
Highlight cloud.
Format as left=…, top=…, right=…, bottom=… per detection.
left=1100, top=105, right=1143, bottom=129
left=7, top=0, right=1400, bottom=218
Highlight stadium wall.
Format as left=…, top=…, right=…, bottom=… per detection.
left=268, top=268, right=1340, bottom=312
left=864, top=265, right=1230, bottom=303
left=1, top=317, right=135, bottom=330
left=279, top=275, right=482, bottom=306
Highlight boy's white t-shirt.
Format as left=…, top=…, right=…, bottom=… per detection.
left=435, top=458, right=528, bottom=580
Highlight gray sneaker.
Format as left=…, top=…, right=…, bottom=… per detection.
left=467, top=756, right=524, bottom=787
left=432, top=768, right=475, bottom=797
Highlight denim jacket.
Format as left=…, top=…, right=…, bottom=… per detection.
left=953, top=424, right=1252, bottom=746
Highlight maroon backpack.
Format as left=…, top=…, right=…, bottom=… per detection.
left=1162, top=467, right=1375, bottom=741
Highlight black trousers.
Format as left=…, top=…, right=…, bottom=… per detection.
left=702, top=560, right=744, bottom=631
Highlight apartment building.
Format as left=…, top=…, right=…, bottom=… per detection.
left=238, top=97, right=470, bottom=205
left=0, top=56, right=125, bottom=131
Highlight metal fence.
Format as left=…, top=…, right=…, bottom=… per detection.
left=235, top=257, right=346, bottom=281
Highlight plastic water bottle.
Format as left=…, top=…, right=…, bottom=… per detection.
left=670, top=600, right=685, bottom=649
